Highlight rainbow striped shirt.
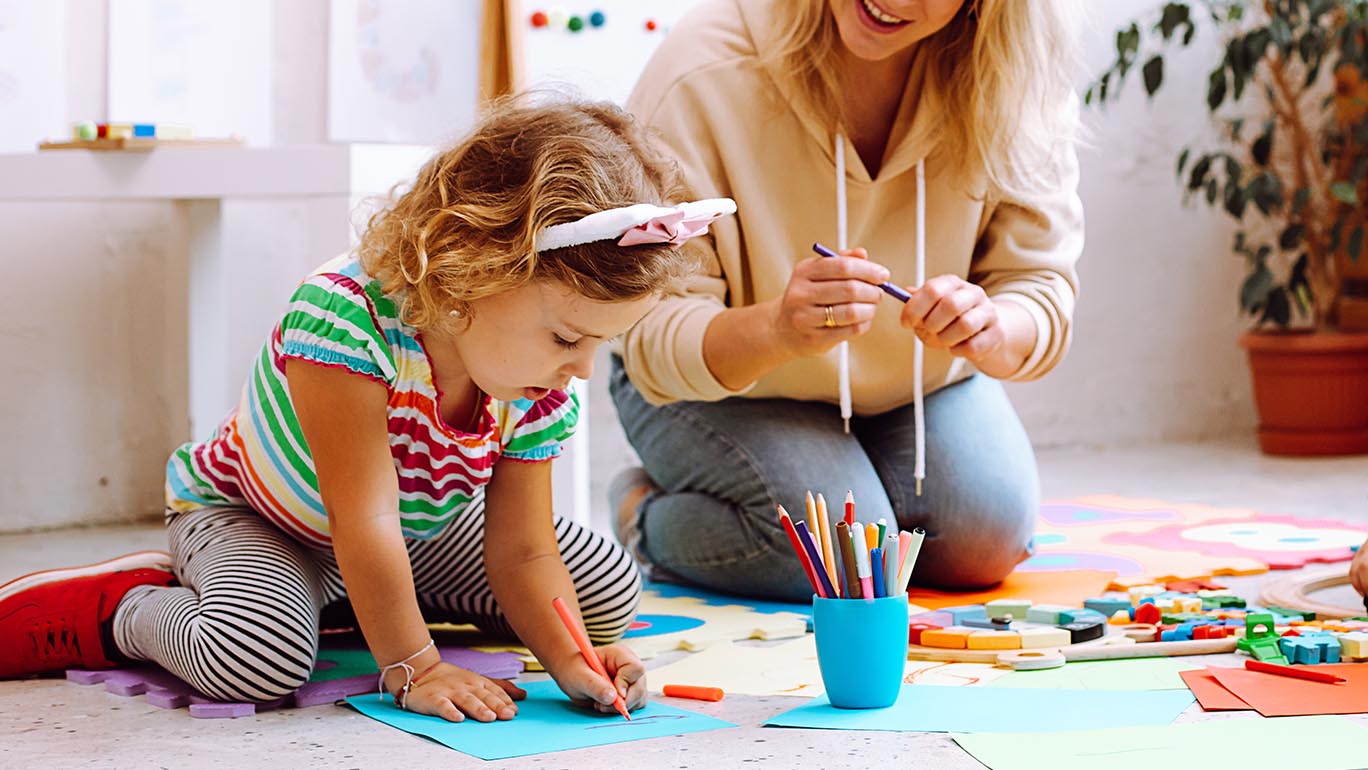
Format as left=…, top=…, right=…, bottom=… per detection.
left=165, top=253, right=578, bottom=547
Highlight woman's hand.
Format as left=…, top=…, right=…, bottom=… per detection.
left=553, top=643, right=648, bottom=714
left=400, top=662, right=526, bottom=723
left=771, top=248, right=888, bottom=357
left=900, top=275, right=1006, bottom=363
left=1350, top=537, right=1368, bottom=600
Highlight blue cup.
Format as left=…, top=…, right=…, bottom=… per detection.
left=812, top=595, right=909, bottom=709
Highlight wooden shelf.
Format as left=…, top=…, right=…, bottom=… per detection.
left=39, top=137, right=246, bottom=152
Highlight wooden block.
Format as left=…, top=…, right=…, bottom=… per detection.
left=1017, top=626, right=1072, bottom=649
left=1127, top=584, right=1165, bottom=604
left=1246, top=612, right=1276, bottom=639
left=1174, top=597, right=1203, bottom=613
left=920, top=626, right=974, bottom=649
left=107, top=123, right=133, bottom=139
left=1335, top=631, right=1368, bottom=659
left=1084, top=597, right=1133, bottom=616
left=907, top=621, right=943, bottom=645
left=967, top=630, right=1022, bottom=650
left=985, top=599, right=1031, bottom=620
left=132, top=123, right=156, bottom=137
left=941, top=605, right=988, bottom=625
left=1025, top=604, right=1072, bottom=624
left=1109, top=610, right=1133, bottom=625
left=1060, top=620, right=1106, bottom=644
left=1134, top=602, right=1162, bottom=625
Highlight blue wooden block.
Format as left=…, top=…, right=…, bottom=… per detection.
left=963, top=616, right=1011, bottom=630
left=941, top=605, right=988, bottom=625
left=133, top=123, right=156, bottom=137
left=1083, top=598, right=1133, bottom=616
left=1160, top=628, right=1192, bottom=641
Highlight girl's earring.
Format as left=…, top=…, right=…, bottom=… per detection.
left=449, top=309, right=462, bottom=318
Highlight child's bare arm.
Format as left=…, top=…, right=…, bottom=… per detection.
left=286, top=359, right=519, bottom=721
left=483, top=459, right=647, bottom=712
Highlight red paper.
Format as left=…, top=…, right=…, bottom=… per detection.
left=1179, top=669, right=1251, bottom=711
left=906, top=570, right=1116, bottom=610
left=1206, top=664, right=1368, bottom=717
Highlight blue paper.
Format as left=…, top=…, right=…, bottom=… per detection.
left=764, top=684, right=1194, bottom=733
left=345, top=680, right=735, bottom=759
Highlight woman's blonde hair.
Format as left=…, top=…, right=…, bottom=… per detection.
left=359, top=93, right=696, bottom=329
left=763, top=0, right=1082, bottom=199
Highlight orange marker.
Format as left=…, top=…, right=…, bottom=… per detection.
left=551, top=596, right=631, bottom=720
left=662, top=684, right=725, bottom=701
left=864, top=522, right=879, bottom=553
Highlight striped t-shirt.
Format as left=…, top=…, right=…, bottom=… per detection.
left=165, top=253, right=579, bottom=547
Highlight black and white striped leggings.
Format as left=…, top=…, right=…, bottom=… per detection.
left=111, top=502, right=642, bottom=703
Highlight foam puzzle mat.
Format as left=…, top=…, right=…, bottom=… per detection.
left=1019, top=495, right=1365, bottom=589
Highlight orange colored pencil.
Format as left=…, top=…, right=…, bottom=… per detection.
left=551, top=596, right=630, bottom=720
left=814, top=493, right=839, bottom=596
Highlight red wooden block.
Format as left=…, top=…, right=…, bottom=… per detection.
left=1134, top=602, right=1162, bottom=625
left=909, top=621, right=943, bottom=645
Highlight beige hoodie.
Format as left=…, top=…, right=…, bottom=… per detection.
left=620, top=0, right=1084, bottom=414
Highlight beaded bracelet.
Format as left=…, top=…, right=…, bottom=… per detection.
left=376, top=638, right=435, bottom=710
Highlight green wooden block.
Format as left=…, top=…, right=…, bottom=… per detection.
left=1245, top=612, right=1277, bottom=639
left=985, top=599, right=1031, bottom=621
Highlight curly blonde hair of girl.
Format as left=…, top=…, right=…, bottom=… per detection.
left=358, top=94, right=697, bottom=330
left=763, top=0, right=1082, bottom=200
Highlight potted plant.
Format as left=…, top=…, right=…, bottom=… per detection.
left=1091, top=0, right=1368, bottom=455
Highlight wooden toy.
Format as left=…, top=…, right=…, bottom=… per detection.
left=920, top=627, right=974, bottom=649
left=1259, top=566, right=1368, bottom=620
left=41, top=123, right=238, bottom=152
left=992, top=636, right=1238, bottom=671
left=966, top=630, right=1021, bottom=650
left=986, top=599, right=1030, bottom=620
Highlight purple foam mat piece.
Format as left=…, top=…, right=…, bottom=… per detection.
left=65, top=646, right=525, bottom=718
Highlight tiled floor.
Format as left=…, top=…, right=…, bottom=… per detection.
left=2, top=439, right=1366, bottom=769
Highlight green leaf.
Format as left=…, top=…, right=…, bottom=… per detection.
left=1207, top=68, right=1227, bottom=110
left=1206, top=177, right=1219, bottom=205
left=1261, top=288, right=1292, bottom=327
left=1279, top=223, right=1304, bottom=249
left=1252, top=126, right=1274, bottom=166
left=1331, top=181, right=1360, bottom=204
left=1157, top=3, right=1189, bottom=40
left=1224, top=180, right=1248, bottom=218
left=1240, top=267, right=1275, bottom=312
left=1176, top=147, right=1191, bottom=177
left=1188, top=155, right=1212, bottom=191
left=1142, top=56, right=1165, bottom=96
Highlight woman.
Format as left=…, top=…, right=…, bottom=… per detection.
left=611, top=0, right=1085, bottom=601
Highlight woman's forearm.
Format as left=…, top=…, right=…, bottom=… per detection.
left=974, top=299, right=1039, bottom=379
left=700, top=299, right=798, bottom=390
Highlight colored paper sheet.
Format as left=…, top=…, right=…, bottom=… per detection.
left=953, top=716, right=1368, bottom=770
left=764, top=684, right=1194, bottom=733
left=1178, top=669, right=1250, bottom=710
left=1207, top=664, right=1368, bottom=717
left=345, top=680, right=735, bottom=760
left=988, top=658, right=1198, bottom=691
left=906, top=570, right=1116, bottom=610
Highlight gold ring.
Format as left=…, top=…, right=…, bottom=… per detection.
left=823, top=305, right=837, bottom=328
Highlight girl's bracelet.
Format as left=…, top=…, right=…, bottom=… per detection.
left=376, top=638, right=435, bottom=710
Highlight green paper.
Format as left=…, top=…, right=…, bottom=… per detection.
left=346, top=680, right=735, bottom=760
left=987, top=658, right=1198, bottom=691
left=954, top=715, right=1368, bottom=770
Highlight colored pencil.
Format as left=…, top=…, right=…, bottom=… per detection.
left=1244, top=659, right=1347, bottom=684
left=814, top=493, right=839, bottom=596
left=551, top=596, right=630, bottom=720
left=778, top=507, right=822, bottom=596
left=794, top=520, right=836, bottom=598
left=812, top=242, right=912, bottom=302
left=803, top=491, right=819, bottom=542
left=836, top=521, right=861, bottom=599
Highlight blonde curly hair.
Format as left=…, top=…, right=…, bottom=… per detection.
left=359, top=93, right=697, bottom=330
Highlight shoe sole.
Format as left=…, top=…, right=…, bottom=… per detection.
left=0, top=550, right=173, bottom=603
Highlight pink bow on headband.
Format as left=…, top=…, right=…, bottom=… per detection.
left=617, top=209, right=723, bottom=247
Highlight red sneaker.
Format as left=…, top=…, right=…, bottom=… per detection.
left=0, top=551, right=176, bottom=678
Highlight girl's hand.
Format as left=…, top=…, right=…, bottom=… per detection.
left=1350, top=537, right=1368, bottom=600
left=401, top=662, right=526, bottom=723
left=554, top=644, right=648, bottom=714
left=771, top=248, right=888, bottom=357
left=900, top=275, right=1005, bottom=363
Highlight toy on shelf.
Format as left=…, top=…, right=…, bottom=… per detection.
left=39, top=122, right=244, bottom=152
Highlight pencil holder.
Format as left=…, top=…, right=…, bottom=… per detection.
left=812, top=595, right=909, bottom=709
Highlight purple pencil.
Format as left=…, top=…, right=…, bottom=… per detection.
left=793, top=520, right=838, bottom=599
left=812, top=242, right=913, bottom=303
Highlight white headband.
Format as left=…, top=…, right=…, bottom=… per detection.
left=535, top=198, right=737, bottom=252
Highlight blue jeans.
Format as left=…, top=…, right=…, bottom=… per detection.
left=609, top=357, right=1038, bottom=601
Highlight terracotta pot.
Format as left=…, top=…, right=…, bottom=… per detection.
left=1240, top=330, right=1368, bottom=455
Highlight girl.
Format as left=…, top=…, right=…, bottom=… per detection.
left=0, top=95, right=734, bottom=722
left=610, top=0, right=1084, bottom=600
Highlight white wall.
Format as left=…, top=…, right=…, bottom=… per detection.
left=0, top=0, right=1257, bottom=534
